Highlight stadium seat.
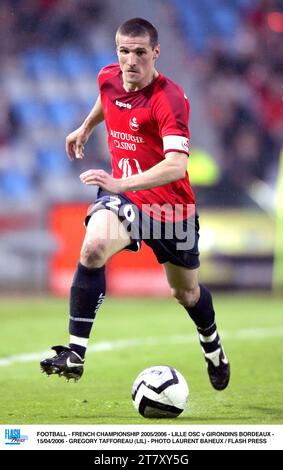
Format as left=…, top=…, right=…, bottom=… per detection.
left=212, top=8, right=238, bottom=36
left=22, top=49, right=59, bottom=78
left=1, top=169, right=32, bottom=198
left=36, top=147, right=71, bottom=175
left=92, top=51, right=118, bottom=72
left=171, top=0, right=240, bottom=51
left=59, top=48, right=91, bottom=78
left=46, top=100, right=80, bottom=128
left=13, top=100, right=47, bottom=127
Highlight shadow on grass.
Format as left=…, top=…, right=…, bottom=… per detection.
left=247, top=406, right=283, bottom=420
left=58, top=414, right=257, bottom=424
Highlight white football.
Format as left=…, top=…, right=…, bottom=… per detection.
left=132, top=365, right=189, bottom=418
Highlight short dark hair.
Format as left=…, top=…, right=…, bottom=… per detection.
left=116, top=18, right=158, bottom=48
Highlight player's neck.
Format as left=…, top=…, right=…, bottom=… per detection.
left=122, top=70, right=159, bottom=92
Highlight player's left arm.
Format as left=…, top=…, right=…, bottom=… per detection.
left=80, top=151, right=188, bottom=193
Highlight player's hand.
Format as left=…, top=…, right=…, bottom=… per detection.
left=65, top=126, right=89, bottom=161
left=80, top=169, right=123, bottom=193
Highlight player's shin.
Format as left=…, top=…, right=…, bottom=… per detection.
left=69, top=262, right=106, bottom=358
left=185, top=284, right=220, bottom=353
left=185, top=283, right=230, bottom=390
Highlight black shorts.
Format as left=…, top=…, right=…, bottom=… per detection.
left=85, top=190, right=200, bottom=270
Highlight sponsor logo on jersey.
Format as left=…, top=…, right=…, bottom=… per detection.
left=129, top=116, right=140, bottom=131
left=118, top=158, right=143, bottom=178
left=115, top=100, right=132, bottom=109
left=110, top=129, right=145, bottom=151
left=110, top=129, right=144, bottom=143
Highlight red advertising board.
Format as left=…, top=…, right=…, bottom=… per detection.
left=49, top=203, right=170, bottom=297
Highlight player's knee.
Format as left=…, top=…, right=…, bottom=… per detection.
left=80, top=239, right=108, bottom=268
left=172, top=286, right=199, bottom=308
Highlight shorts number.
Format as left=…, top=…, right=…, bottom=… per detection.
left=123, top=204, right=135, bottom=222
left=105, top=196, right=121, bottom=212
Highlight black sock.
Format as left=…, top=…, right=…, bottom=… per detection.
left=185, top=284, right=220, bottom=354
left=69, top=262, right=106, bottom=358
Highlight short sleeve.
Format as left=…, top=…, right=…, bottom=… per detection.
left=152, top=81, right=190, bottom=155
left=98, top=63, right=120, bottom=90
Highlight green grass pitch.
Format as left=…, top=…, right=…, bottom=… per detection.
left=0, top=294, right=282, bottom=424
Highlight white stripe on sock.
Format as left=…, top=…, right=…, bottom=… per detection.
left=69, top=335, right=88, bottom=348
left=70, top=316, right=94, bottom=323
left=199, top=322, right=215, bottom=333
left=199, top=331, right=218, bottom=343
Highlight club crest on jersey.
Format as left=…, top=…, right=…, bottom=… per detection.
left=129, top=117, right=140, bottom=132
left=181, top=139, right=189, bottom=152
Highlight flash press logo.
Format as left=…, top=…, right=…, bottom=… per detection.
left=5, top=428, right=28, bottom=445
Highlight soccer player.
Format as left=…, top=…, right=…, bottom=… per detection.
left=40, top=18, right=230, bottom=390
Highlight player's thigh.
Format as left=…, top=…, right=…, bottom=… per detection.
left=82, top=209, right=132, bottom=258
left=164, top=261, right=199, bottom=291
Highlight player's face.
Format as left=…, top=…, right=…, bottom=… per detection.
left=116, top=34, right=160, bottom=91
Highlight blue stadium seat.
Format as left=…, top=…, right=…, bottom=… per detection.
left=170, top=0, right=240, bottom=51
left=59, top=48, right=91, bottom=78
left=36, top=147, right=71, bottom=175
left=183, top=10, right=207, bottom=52
left=13, top=100, right=46, bottom=127
left=213, top=8, right=238, bottom=36
left=22, top=49, right=58, bottom=78
left=92, top=51, right=118, bottom=73
left=1, top=169, right=32, bottom=198
left=46, top=100, right=79, bottom=128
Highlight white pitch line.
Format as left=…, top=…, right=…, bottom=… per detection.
left=0, top=326, right=282, bottom=367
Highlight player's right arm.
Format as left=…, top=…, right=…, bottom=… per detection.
left=65, top=95, right=104, bottom=160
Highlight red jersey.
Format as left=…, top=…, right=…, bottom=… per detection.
left=98, top=63, right=195, bottom=221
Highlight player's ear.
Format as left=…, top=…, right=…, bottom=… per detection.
left=153, top=45, right=160, bottom=60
